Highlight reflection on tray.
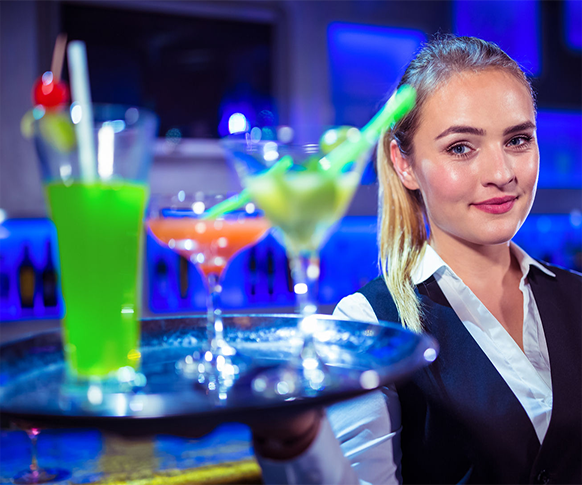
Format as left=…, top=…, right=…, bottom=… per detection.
left=0, top=315, right=437, bottom=435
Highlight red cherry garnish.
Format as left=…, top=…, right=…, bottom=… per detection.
left=32, top=71, right=69, bottom=108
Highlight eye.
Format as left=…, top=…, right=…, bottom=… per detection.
left=506, top=135, right=533, bottom=148
left=446, top=143, right=472, bottom=158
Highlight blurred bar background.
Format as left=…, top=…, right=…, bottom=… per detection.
left=1, top=0, right=580, bottom=322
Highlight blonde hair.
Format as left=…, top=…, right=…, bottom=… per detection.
left=378, top=35, right=535, bottom=332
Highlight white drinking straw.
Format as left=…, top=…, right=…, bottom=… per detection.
left=51, top=33, right=67, bottom=82
left=67, top=40, right=97, bottom=183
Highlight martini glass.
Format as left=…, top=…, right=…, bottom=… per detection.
left=146, top=192, right=270, bottom=397
left=12, top=425, right=70, bottom=484
left=220, top=87, right=416, bottom=396
left=221, top=127, right=371, bottom=395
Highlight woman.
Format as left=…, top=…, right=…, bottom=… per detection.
left=253, top=35, right=582, bottom=484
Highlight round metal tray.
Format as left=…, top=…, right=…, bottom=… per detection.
left=0, top=314, right=437, bottom=435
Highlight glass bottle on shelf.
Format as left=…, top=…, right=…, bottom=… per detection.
left=41, top=241, right=57, bottom=308
left=18, top=245, right=36, bottom=310
left=0, top=255, right=10, bottom=300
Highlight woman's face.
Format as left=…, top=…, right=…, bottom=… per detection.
left=396, top=68, right=539, bottom=250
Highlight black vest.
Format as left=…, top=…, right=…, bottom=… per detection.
left=358, top=264, right=581, bottom=484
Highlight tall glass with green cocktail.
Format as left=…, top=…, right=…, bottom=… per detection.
left=33, top=104, right=157, bottom=380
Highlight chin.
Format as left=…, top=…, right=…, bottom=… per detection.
left=468, top=224, right=521, bottom=247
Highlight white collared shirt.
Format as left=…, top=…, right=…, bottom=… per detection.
left=416, top=243, right=555, bottom=443
left=258, top=243, right=556, bottom=485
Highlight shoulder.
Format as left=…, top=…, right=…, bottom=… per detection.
left=533, top=261, right=582, bottom=286
left=332, top=276, right=397, bottom=323
left=333, top=292, right=379, bottom=323
left=529, top=261, right=582, bottom=321
left=357, top=276, right=393, bottom=301
left=357, top=277, right=402, bottom=324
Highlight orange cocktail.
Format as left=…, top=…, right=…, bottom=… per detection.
left=147, top=215, right=270, bottom=278
left=146, top=195, right=270, bottom=394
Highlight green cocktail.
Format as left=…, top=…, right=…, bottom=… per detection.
left=221, top=86, right=416, bottom=396
left=245, top=170, right=359, bottom=254
left=223, top=86, right=416, bottom=315
left=223, top=134, right=369, bottom=396
left=224, top=124, right=377, bottom=316
left=47, top=181, right=148, bottom=377
left=33, top=102, right=157, bottom=382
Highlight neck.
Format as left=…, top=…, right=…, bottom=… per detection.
left=429, top=236, right=516, bottom=285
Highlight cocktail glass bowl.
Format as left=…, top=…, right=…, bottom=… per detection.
left=147, top=191, right=270, bottom=398
left=221, top=127, right=373, bottom=395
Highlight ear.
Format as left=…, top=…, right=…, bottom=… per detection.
left=389, top=139, right=420, bottom=191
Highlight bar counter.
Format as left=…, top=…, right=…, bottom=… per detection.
left=0, top=320, right=262, bottom=485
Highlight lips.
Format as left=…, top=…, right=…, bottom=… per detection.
left=472, top=196, right=517, bottom=214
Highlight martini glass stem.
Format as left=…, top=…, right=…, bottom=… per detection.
left=27, top=428, right=40, bottom=475
left=197, top=271, right=241, bottom=398
left=205, top=272, right=226, bottom=348
left=290, top=250, right=320, bottom=316
left=289, top=250, right=329, bottom=391
left=12, top=426, right=66, bottom=484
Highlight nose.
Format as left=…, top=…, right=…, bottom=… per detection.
left=481, top=146, right=515, bottom=187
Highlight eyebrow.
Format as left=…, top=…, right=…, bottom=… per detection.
left=435, top=121, right=536, bottom=140
left=435, top=126, right=485, bottom=140
left=503, top=121, right=536, bottom=136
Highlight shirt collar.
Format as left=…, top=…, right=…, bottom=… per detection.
left=410, top=242, right=555, bottom=286
left=510, top=242, right=556, bottom=278
left=411, top=244, right=448, bottom=285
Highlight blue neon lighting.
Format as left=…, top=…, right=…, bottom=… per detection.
left=328, top=22, right=426, bottom=127
left=453, top=0, right=541, bottom=75
left=565, top=0, right=582, bottom=50
left=513, top=214, right=582, bottom=271
left=537, top=110, right=582, bottom=189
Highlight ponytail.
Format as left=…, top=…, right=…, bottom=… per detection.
left=377, top=135, right=427, bottom=333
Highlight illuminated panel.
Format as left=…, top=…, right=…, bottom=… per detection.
left=453, top=0, right=541, bottom=75
left=537, top=110, right=582, bottom=189
left=328, top=22, right=426, bottom=127
left=513, top=214, right=582, bottom=271
left=565, top=0, right=582, bottom=50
